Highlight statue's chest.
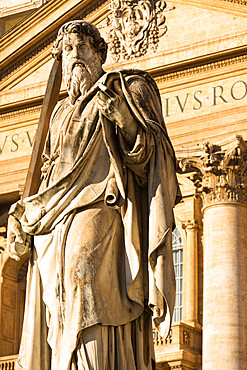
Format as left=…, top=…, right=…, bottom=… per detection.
left=50, top=95, right=98, bottom=155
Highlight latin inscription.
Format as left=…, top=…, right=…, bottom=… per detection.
left=163, top=77, right=247, bottom=119
left=0, top=129, right=35, bottom=156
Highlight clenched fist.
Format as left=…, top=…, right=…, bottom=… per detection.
left=7, top=215, right=31, bottom=261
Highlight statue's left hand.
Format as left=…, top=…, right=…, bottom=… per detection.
left=7, top=215, right=31, bottom=261
left=97, top=81, right=138, bottom=147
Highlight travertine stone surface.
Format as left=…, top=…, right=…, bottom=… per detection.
left=182, top=220, right=199, bottom=326
left=203, top=202, right=247, bottom=369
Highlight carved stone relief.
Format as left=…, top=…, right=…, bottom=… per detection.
left=107, top=0, right=175, bottom=61
left=183, top=330, right=191, bottom=347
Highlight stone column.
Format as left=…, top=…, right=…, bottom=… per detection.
left=180, top=135, right=247, bottom=370
left=183, top=220, right=199, bottom=326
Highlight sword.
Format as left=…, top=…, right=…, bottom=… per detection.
left=8, top=59, right=62, bottom=260
left=22, top=58, right=62, bottom=199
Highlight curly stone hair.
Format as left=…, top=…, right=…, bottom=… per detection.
left=52, top=20, right=108, bottom=65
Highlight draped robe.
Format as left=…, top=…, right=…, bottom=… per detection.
left=16, top=69, right=181, bottom=369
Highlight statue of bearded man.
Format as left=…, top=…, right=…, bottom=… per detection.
left=7, top=20, right=181, bottom=370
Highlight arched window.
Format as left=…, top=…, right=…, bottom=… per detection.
left=172, top=226, right=183, bottom=323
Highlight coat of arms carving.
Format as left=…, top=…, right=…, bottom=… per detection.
left=107, top=0, right=174, bottom=61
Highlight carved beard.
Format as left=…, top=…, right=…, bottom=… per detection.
left=63, top=58, right=102, bottom=104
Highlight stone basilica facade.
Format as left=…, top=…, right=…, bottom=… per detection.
left=0, top=0, right=247, bottom=369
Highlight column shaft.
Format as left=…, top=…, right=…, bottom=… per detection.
left=203, top=202, right=247, bottom=369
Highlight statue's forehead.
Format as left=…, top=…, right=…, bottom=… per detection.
left=63, top=32, right=89, bottom=44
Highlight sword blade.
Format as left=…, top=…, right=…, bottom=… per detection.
left=22, top=59, right=62, bottom=200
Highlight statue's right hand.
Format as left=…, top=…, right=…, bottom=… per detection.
left=7, top=215, right=30, bottom=261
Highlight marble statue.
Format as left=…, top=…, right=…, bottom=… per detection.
left=7, top=20, right=181, bottom=370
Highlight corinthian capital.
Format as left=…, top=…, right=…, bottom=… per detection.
left=179, top=135, right=247, bottom=206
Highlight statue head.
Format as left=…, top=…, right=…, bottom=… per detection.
left=52, top=21, right=108, bottom=103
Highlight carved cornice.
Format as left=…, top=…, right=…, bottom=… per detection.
left=220, top=0, right=247, bottom=5
left=154, top=54, right=247, bottom=83
left=180, top=135, right=247, bottom=206
left=0, top=106, right=41, bottom=121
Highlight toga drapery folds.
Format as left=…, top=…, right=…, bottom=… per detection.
left=16, top=69, right=181, bottom=369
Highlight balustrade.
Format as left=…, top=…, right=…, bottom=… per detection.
left=0, top=355, right=17, bottom=370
